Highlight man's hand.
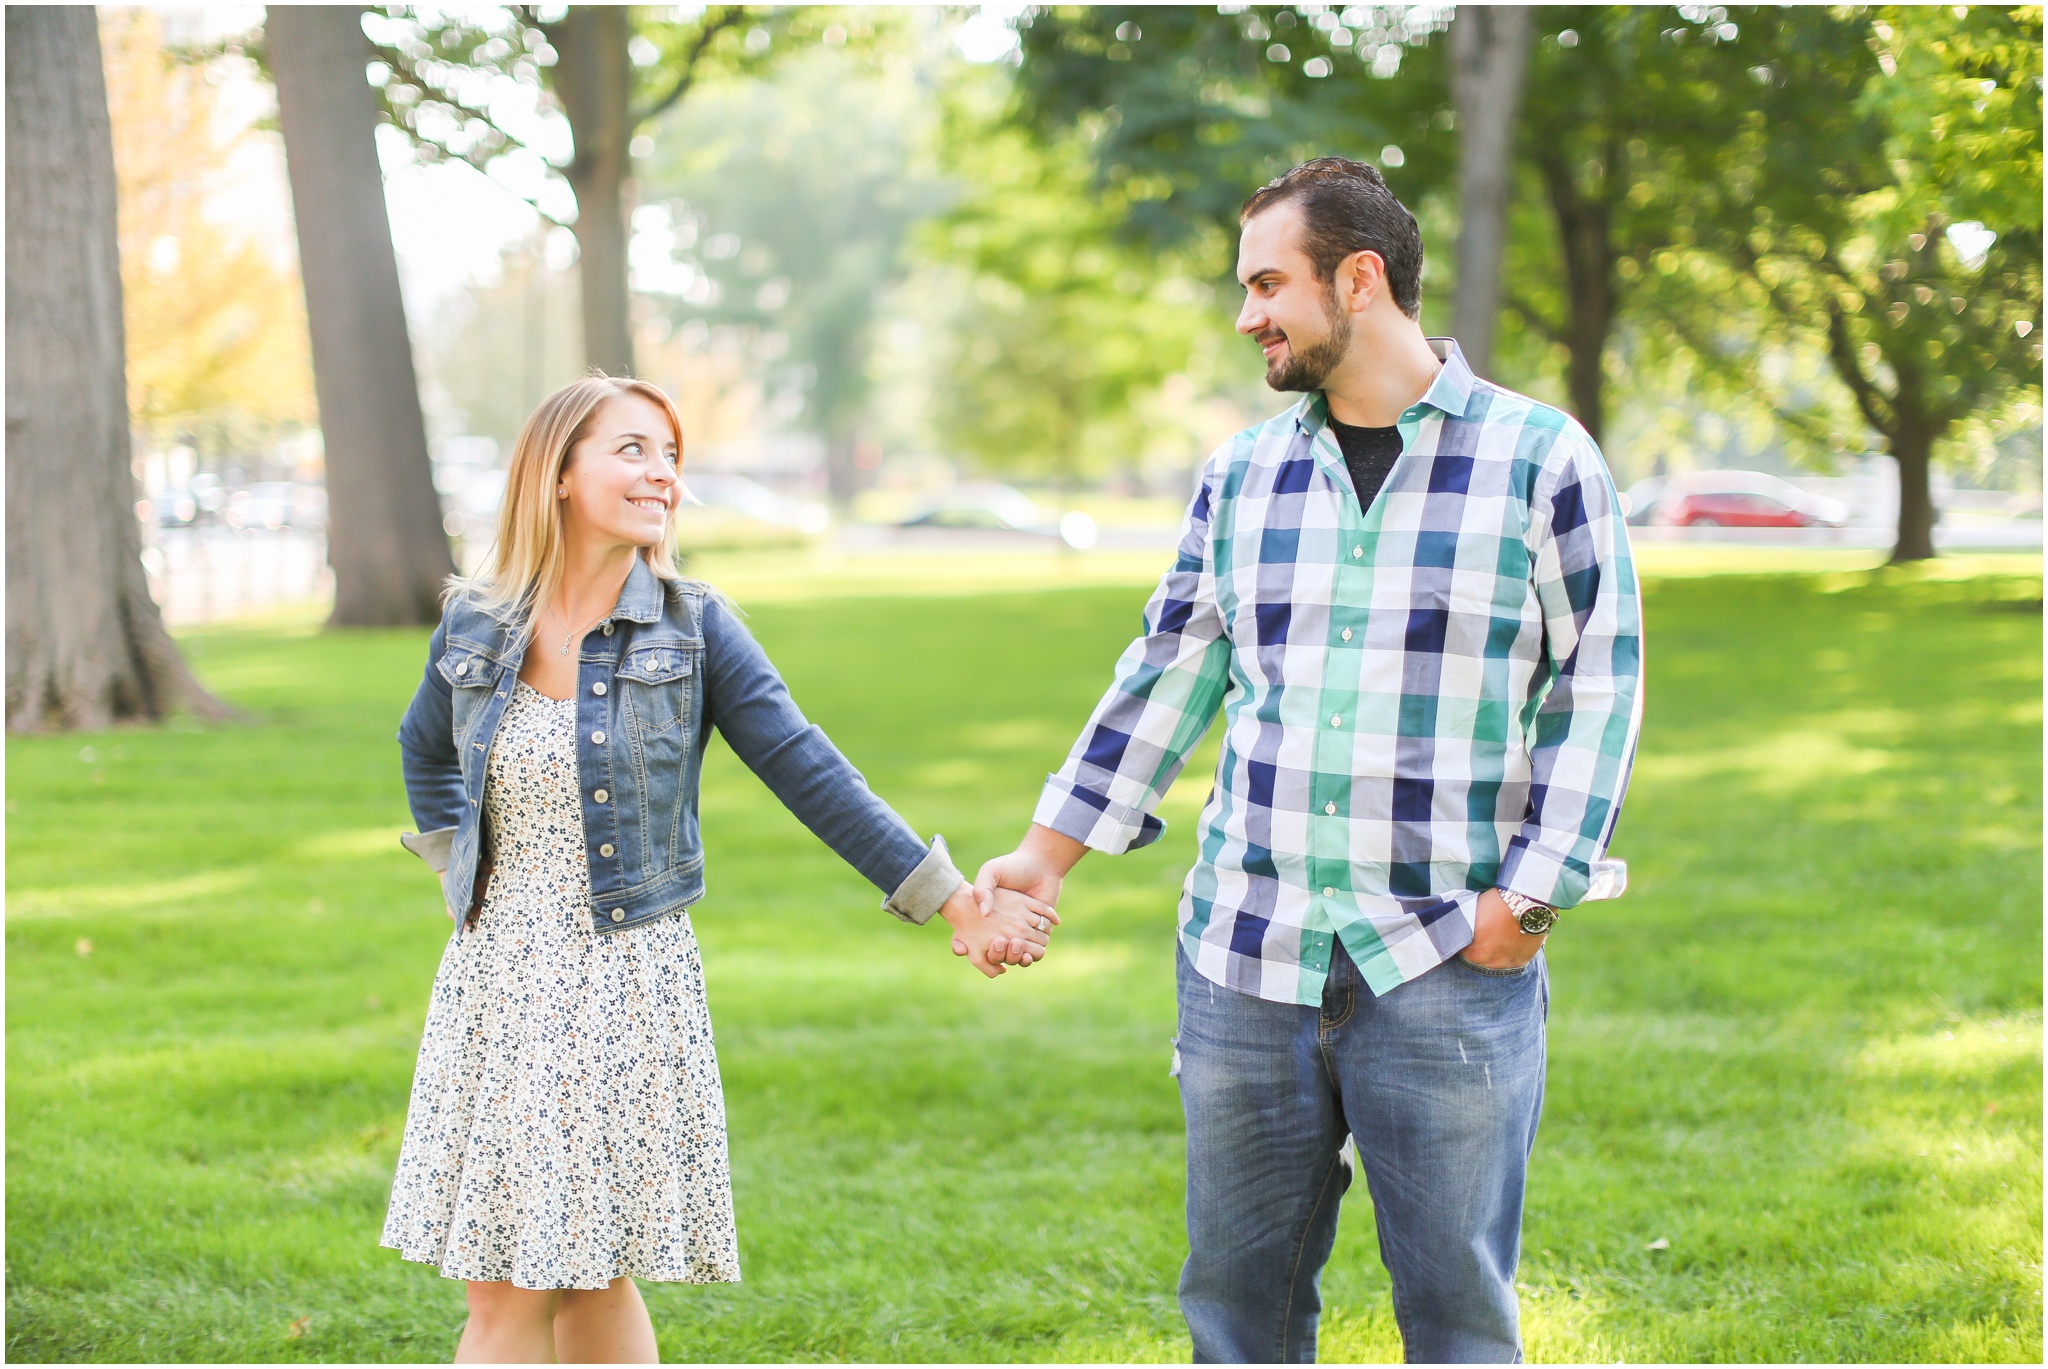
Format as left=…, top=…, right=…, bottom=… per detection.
left=1458, top=888, right=1547, bottom=970
left=973, top=824, right=1089, bottom=964
left=939, top=882, right=1053, bottom=976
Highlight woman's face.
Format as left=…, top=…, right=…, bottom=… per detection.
left=558, top=393, right=679, bottom=550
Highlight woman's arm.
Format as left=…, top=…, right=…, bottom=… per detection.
left=698, top=591, right=959, bottom=926
left=396, top=617, right=465, bottom=871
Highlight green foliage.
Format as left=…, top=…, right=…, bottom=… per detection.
left=1006, top=5, right=1765, bottom=440
left=637, top=30, right=941, bottom=452
left=1011, top=5, right=1455, bottom=247
left=1692, top=5, right=2044, bottom=455
left=358, top=5, right=786, bottom=223
left=1001, top=5, right=2041, bottom=465
left=6, top=557, right=2042, bottom=1362
left=922, top=77, right=1239, bottom=483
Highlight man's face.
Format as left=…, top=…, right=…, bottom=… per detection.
left=1235, top=202, right=1351, bottom=393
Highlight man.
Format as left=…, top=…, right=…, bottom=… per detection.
left=975, top=158, right=1643, bottom=1363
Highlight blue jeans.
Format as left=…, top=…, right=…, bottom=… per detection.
left=1174, top=939, right=1548, bottom=1363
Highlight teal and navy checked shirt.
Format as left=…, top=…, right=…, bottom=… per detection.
left=1034, top=339, right=1644, bottom=1004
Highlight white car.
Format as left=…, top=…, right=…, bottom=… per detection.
left=898, top=482, right=1099, bottom=549
left=680, top=473, right=830, bottom=535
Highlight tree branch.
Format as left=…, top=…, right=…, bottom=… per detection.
left=1655, top=301, right=1845, bottom=452
left=630, top=9, right=745, bottom=129
left=400, top=118, right=573, bottom=227
left=1822, top=295, right=1899, bottom=438
left=1503, top=291, right=1569, bottom=345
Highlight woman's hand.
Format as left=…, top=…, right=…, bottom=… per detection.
left=939, top=883, right=1058, bottom=976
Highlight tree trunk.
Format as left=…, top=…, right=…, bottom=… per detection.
left=268, top=5, right=453, bottom=626
left=548, top=6, right=635, bottom=377
left=824, top=431, right=862, bottom=509
left=1449, top=6, right=1535, bottom=380
left=1889, top=429, right=1938, bottom=562
left=1536, top=151, right=1617, bottom=444
left=5, top=7, right=231, bottom=731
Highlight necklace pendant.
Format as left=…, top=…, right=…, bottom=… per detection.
left=558, top=643, right=572, bottom=657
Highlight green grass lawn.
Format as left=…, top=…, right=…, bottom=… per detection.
left=7, top=553, right=2041, bottom=1363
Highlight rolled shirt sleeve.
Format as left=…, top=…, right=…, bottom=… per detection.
left=1035, top=452, right=1233, bottom=854
left=1495, top=423, right=1645, bottom=909
left=880, top=835, right=966, bottom=926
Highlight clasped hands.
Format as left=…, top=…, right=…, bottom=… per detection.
left=937, top=825, right=1088, bottom=979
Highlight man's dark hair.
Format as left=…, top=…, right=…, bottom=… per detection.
left=1241, top=157, right=1424, bottom=320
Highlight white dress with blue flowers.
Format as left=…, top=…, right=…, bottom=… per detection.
left=381, top=680, right=741, bottom=1290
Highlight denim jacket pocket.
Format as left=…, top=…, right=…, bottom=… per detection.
left=437, top=645, right=500, bottom=747
left=616, top=641, right=699, bottom=863
left=616, top=642, right=696, bottom=737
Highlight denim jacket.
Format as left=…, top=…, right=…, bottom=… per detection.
left=396, top=557, right=963, bottom=937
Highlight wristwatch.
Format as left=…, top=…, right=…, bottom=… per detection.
left=1496, top=888, right=1558, bottom=936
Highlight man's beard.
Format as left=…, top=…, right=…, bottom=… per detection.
left=1262, top=284, right=1353, bottom=392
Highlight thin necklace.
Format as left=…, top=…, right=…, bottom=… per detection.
left=546, top=599, right=610, bottom=657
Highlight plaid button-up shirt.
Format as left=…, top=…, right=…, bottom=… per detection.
left=1034, top=339, right=1643, bottom=1004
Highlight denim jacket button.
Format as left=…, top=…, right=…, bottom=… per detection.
left=591, top=729, right=606, bottom=745
left=609, top=908, right=625, bottom=923
left=454, top=660, right=468, bottom=675
left=602, top=623, right=614, bottom=636
left=593, top=788, right=609, bottom=803
left=592, top=681, right=607, bottom=696
left=599, top=843, right=615, bottom=857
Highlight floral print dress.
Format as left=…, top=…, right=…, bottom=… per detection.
left=381, top=680, right=741, bottom=1290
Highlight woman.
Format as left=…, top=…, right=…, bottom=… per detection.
left=383, top=376, right=1056, bottom=1362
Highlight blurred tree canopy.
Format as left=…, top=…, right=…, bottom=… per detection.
left=1677, top=4, right=2042, bottom=560
left=104, top=9, right=314, bottom=459
left=357, top=4, right=802, bottom=376
left=1008, top=5, right=1791, bottom=445
left=993, top=3, right=2040, bottom=558
left=635, top=19, right=945, bottom=504
left=923, top=71, right=1239, bottom=488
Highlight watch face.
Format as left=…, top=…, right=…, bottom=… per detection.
left=1517, top=905, right=1559, bottom=936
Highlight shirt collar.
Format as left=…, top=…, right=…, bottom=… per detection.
left=611, top=554, right=667, bottom=624
left=1294, top=335, right=1479, bottom=435
left=483, top=555, right=667, bottom=629
left=1417, top=336, right=1478, bottom=418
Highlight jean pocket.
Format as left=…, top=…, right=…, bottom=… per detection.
left=1452, top=952, right=1537, bottom=979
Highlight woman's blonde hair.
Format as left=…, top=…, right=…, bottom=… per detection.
left=450, top=374, right=686, bottom=631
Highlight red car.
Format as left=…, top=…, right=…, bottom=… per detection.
left=1655, top=474, right=1851, bottom=528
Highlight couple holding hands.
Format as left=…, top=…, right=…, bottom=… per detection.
left=384, top=158, right=1642, bottom=1364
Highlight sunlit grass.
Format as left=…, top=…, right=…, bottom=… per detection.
left=6, top=557, right=2040, bottom=1362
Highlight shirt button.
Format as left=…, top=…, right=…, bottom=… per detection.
left=1324, top=801, right=1337, bottom=815
left=1341, top=628, right=1353, bottom=642
left=454, top=660, right=468, bottom=675
left=1323, top=886, right=1336, bottom=897
left=609, top=908, right=625, bottom=923
left=599, top=843, right=615, bottom=857
left=1330, top=714, right=1342, bottom=728
left=593, top=788, right=609, bottom=803
left=1352, top=546, right=1363, bottom=558
left=591, top=729, right=606, bottom=745
left=592, top=681, right=607, bottom=696
left=602, top=623, right=614, bottom=636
